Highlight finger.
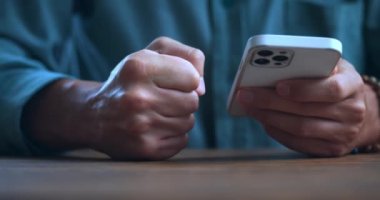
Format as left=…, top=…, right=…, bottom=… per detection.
left=129, top=133, right=188, bottom=161
left=146, top=37, right=205, bottom=95
left=123, top=49, right=200, bottom=93
left=153, top=114, right=195, bottom=138
left=153, top=134, right=189, bottom=160
left=237, top=87, right=361, bottom=122
left=275, top=59, right=362, bottom=102
left=118, top=111, right=194, bottom=139
left=152, top=88, right=199, bottom=117
left=106, top=83, right=199, bottom=118
left=264, top=125, right=350, bottom=157
left=160, top=134, right=189, bottom=150
left=250, top=109, right=346, bottom=143
left=147, top=37, right=205, bottom=76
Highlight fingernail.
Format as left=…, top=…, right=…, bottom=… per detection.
left=277, top=83, right=290, bottom=96
left=196, top=77, right=206, bottom=96
left=237, top=90, right=254, bottom=103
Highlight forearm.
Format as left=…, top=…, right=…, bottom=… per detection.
left=21, top=79, right=102, bottom=151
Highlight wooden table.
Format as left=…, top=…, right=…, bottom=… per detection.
left=0, top=149, right=379, bottom=200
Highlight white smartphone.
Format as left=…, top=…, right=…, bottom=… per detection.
left=227, top=34, right=342, bottom=116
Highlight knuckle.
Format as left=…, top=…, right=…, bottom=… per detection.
left=348, top=100, right=366, bottom=123
left=184, top=92, right=199, bottom=113
left=122, top=52, right=149, bottom=78
left=151, top=36, right=172, bottom=49
left=328, top=78, right=345, bottom=101
left=126, top=115, right=152, bottom=134
left=123, top=89, right=151, bottom=111
left=188, top=48, right=205, bottom=63
left=135, top=49, right=153, bottom=57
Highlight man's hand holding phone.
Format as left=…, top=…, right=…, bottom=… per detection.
left=237, top=59, right=380, bottom=157
left=229, top=35, right=380, bottom=157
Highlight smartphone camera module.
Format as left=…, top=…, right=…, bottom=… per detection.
left=257, top=50, right=274, bottom=57
left=251, top=48, right=293, bottom=68
left=254, top=58, right=270, bottom=65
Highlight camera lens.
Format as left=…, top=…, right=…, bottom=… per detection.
left=254, top=58, right=270, bottom=65
left=272, top=55, right=288, bottom=61
left=257, top=50, right=274, bottom=57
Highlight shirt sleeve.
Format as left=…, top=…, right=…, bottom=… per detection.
left=0, top=0, right=75, bottom=155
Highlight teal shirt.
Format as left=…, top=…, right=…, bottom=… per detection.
left=0, top=0, right=379, bottom=155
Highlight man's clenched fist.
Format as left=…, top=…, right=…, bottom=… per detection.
left=87, top=37, right=205, bottom=160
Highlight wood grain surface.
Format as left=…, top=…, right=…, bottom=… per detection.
left=0, top=149, right=379, bottom=200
